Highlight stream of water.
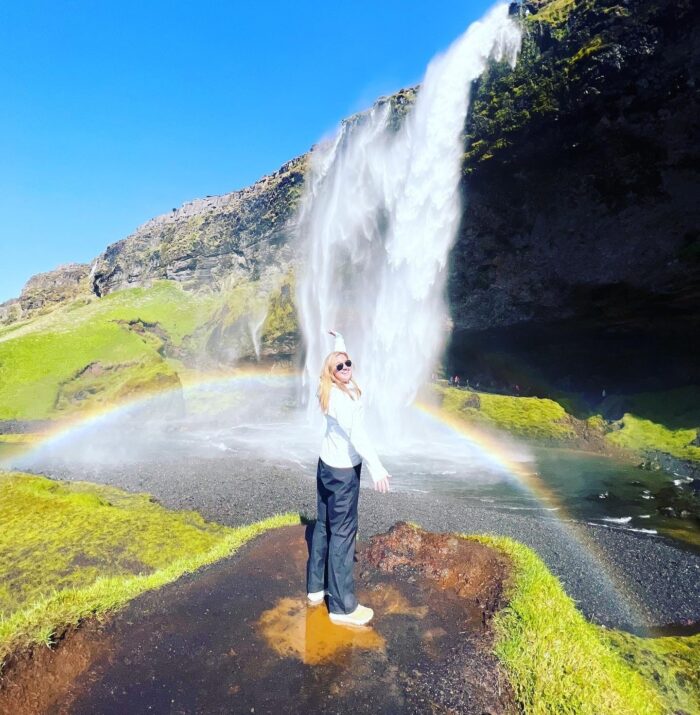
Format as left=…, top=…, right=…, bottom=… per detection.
left=297, top=3, right=521, bottom=441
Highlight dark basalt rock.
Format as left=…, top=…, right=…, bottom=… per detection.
left=448, top=0, right=700, bottom=395
left=90, top=156, right=307, bottom=298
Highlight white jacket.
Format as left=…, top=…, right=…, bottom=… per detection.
left=319, top=334, right=388, bottom=484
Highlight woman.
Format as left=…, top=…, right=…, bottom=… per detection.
left=306, top=330, right=391, bottom=626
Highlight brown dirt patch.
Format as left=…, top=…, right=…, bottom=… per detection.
left=0, top=621, right=111, bottom=715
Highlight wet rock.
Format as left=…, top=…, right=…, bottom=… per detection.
left=463, top=392, right=482, bottom=409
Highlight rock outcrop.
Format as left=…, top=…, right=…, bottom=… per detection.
left=448, top=0, right=700, bottom=393
left=90, top=156, right=307, bottom=298
left=1, top=263, right=91, bottom=324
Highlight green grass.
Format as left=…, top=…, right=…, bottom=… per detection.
left=0, top=282, right=217, bottom=420
left=469, top=533, right=699, bottom=715
left=606, top=414, right=700, bottom=462
left=438, top=385, right=700, bottom=464
left=438, top=385, right=576, bottom=442
left=604, top=629, right=700, bottom=715
left=2, top=470, right=697, bottom=713
left=0, top=278, right=301, bottom=422
left=0, top=470, right=299, bottom=667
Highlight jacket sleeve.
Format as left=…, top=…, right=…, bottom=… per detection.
left=333, top=332, right=347, bottom=353
left=330, top=390, right=388, bottom=484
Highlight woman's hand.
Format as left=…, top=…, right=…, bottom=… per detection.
left=374, top=474, right=391, bottom=493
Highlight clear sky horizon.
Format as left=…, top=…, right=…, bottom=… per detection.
left=1, top=0, right=494, bottom=303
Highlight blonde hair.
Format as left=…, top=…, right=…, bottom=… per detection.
left=318, top=351, right=362, bottom=413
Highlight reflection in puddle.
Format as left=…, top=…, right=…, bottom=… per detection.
left=365, top=584, right=429, bottom=619
left=257, top=597, right=385, bottom=665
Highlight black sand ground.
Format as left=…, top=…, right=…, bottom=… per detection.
left=34, top=453, right=700, bottom=631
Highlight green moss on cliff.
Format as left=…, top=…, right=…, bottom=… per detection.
left=439, top=386, right=575, bottom=441
left=607, top=415, right=700, bottom=462
left=526, top=0, right=579, bottom=29
left=261, top=273, right=298, bottom=346
left=595, top=388, right=700, bottom=462
left=465, top=0, right=682, bottom=168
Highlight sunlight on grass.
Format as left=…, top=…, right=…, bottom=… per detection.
left=0, top=282, right=214, bottom=420
left=438, top=385, right=575, bottom=441
left=470, top=534, right=699, bottom=715
left=0, top=470, right=299, bottom=668
left=607, top=414, right=700, bottom=462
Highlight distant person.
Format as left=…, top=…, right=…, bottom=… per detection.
left=306, top=329, right=391, bottom=627
left=454, top=375, right=460, bottom=387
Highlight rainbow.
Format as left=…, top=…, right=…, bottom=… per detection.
left=415, top=400, right=561, bottom=509
left=415, top=400, right=650, bottom=626
left=2, top=374, right=649, bottom=627
left=1, top=366, right=297, bottom=467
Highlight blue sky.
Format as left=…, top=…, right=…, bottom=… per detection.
left=0, top=0, right=493, bottom=302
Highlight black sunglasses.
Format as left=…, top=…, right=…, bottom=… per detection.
left=335, top=360, right=352, bottom=372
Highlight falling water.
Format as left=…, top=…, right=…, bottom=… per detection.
left=297, top=4, right=521, bottom=439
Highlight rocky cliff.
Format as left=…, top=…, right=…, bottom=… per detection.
left=0, top=263, right=91, bottom=324
left=448, top=0, right=700, bottom=397
left=91, top=156, right=306, bottom=297
left=3, top=0, right=698, bottom=399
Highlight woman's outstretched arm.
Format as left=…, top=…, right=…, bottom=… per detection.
left=327, top=329, right=347, bottom=354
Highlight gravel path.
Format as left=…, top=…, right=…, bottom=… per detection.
left=33, top=454, right=700, bottom=631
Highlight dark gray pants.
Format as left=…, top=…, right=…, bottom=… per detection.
left=306, top=458, right=361, bottom=615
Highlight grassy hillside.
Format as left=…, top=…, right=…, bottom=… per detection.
left=437, top=385, right=700, bottom=466
left=0, top=278, right=297, bottom=422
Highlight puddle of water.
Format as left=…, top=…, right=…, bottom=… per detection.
left=257, top=596, right=386, bottom=665
left=257, top=584, right=432, bottom=667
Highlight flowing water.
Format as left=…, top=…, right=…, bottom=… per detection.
left=297, top=4, right=521, bottom=440
left=5, top=376, right=698, bottom=549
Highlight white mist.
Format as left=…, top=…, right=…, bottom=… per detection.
left=297, top=4, right=521, bottom=440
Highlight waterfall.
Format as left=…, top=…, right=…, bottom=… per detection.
left=297, top=4, right=521, bottom=439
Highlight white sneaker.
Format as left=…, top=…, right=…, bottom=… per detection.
left=307, top=590, right=326, bottom=605
left=329, top=604, right=374, bottom=626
